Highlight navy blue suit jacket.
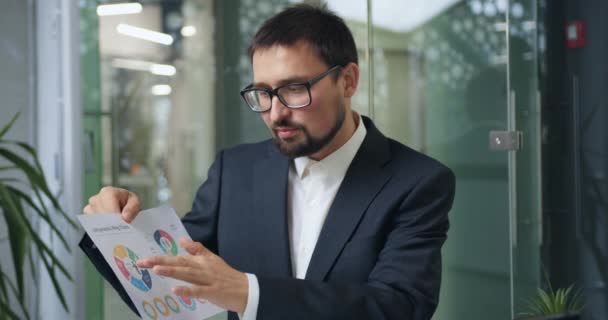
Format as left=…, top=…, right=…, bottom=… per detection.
left=80, top=116, right=455, bottom=320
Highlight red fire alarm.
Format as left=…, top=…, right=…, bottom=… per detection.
left=566, top=21, right=586, bottom=48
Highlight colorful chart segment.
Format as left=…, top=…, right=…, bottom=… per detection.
left=177, top=294, right=197, bottom=311
left=113, top=245, right=152, bottom=292
left=142, top=294, right=200, bottom=319
left=153, top=229, right=178, bottom=256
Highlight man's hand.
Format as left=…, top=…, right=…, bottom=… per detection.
left=83, top=187, right=141, bottom=223
left=136, top=238, right=249, bottom=314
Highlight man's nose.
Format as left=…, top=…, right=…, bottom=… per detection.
left=269, top=95, right=291, bottom=123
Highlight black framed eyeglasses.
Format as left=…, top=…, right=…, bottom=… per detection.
left=240, top=65, right=342, bottom=112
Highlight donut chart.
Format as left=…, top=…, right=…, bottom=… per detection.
left=142, top=300, right=157, bottom=319
left=177, top=294, right=197, bottom=311
left=165, top=295, right=180, bottom=313
left=153, top=229, right=178, bottom=256
left=113, top=244, right=152, bottom=292
left=153, top=297, right=170, bottom=317
left=142, top=295, right=187, bottom=319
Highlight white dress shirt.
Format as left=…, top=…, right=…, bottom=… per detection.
left=240, top=114, right=367, bottom=319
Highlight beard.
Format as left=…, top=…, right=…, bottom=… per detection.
left=271, top=103, right=346, bottom=159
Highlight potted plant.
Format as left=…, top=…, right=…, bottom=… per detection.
left=516, top=283, right=584, bottom=320
left=0, top=113, right=76, bottom=319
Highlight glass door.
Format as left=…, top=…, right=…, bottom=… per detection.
left=357, top=1, right=513, bottom=317
left=343, top=0, right=543, bottom=318
left=508, top=0, right=542, bottom=317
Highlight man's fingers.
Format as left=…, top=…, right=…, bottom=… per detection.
left=180, top=239, right=211, bottom=256
left=82, top=187, right=140, bottom=221
left=172, top=286, right=209, bottom=299
left=83, top=196, right=97, bottom=214
left=137, top=255, right=196, bottom=269
left=121, top=192, right=140, bottom=222
left=99, top=187, right=125, bottom=213
left=152, top=266, right=208, bottom=285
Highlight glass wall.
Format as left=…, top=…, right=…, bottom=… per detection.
left=353, top=1, right=514, bottom=318
left=328, top=0, right=541, bottom=319
left=81, top=1, right=542, bottom=319
left=82, top=1, right=306, bottom=319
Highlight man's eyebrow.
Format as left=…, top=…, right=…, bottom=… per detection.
left=251, top=76, right=310, bottom=88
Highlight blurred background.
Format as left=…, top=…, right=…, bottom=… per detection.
left=0, top=0, right=606, bottom=319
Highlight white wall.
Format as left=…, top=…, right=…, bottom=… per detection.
left=0, top=0, right=37, bottom=318
left=35, top=0, right=84, bottom=319
left=2, top=0, right=84, bottom=318
left=0, top=0, right=86, bottom=318
left=0, top=2, right=34, bottom=144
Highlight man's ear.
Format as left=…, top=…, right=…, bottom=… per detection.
left=341, top=62, right=359, bottom=98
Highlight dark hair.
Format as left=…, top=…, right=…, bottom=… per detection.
left=248, top=4, right=358, bottom=68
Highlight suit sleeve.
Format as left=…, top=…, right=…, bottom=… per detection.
left=78, top=151, right=224, bottom=315
left=255, top=166, right=456, bottom=320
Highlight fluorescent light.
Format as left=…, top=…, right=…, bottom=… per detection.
left=181, top=26, right=197, bottom=37
left=117, top=23, right=174, bottom=45
left=151, top=85, right=172, bottom=96
left=149, top=64, right=176, bottom=76
left=112, top=58, right=177, bottom=77
left=97, top=3, right=142, bottom=16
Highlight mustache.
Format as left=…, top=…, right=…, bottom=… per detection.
left=271, top=119, right=304, bottom=130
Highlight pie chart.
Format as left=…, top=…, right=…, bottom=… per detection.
left=153, top=229, right=178, bottom=256
left=177, top=294, right=197, bottom=311
left=113, top=244, right=152, bottom=292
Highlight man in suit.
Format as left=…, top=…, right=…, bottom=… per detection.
left=81, top=4, right=455, bottom=320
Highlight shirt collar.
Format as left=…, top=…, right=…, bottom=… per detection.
left=293, top=113, right=367, bottom=179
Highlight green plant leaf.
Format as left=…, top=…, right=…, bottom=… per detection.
left=0, top=272, right=30, bottom=320
left=6, top=186, right=70, bottom=251
left=0, top=113, right=75, bottom=314
left=537, top=288, right=553, bottom=313
left=0, top=141, right=43, bottom=171
left=27, top=249, right=37, bottom=286
left=0, top=146, right=51, bottom=199
left=38, top=250, right=69, bottom=312
left=563, top=285, right=573, bottom=302
left=523, top=283, right=585, bottom=316
left=0, top=184, right=28, bottom=304
left=556, top=288, right=565, bottom=313
left=567, top=285, right=585, bottom=312
left=0, top=113, right=19, bottom=140
left=0, top=298, right=21, bottom=320
left=1, top=186, right=72, bottom=283
left=526, top=295, right=544, bottom=315
left=0, top=147, right=42, bottom=184
left=20, top=216, right=72, bottom=281
left=0, top=146, right=76, bottom=228
left=0, top=268, right=8, bottom=302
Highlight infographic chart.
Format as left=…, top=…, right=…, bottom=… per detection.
left=78, top=206, right=224, bottom=319
left=153, top=229, right=178, bottom=256
left=114, top=244, right=153, bottom=292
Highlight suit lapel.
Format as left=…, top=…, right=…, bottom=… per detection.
left=253, top=143, right=292, bottom=277
left=305, top=117, right=392, bottom=281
